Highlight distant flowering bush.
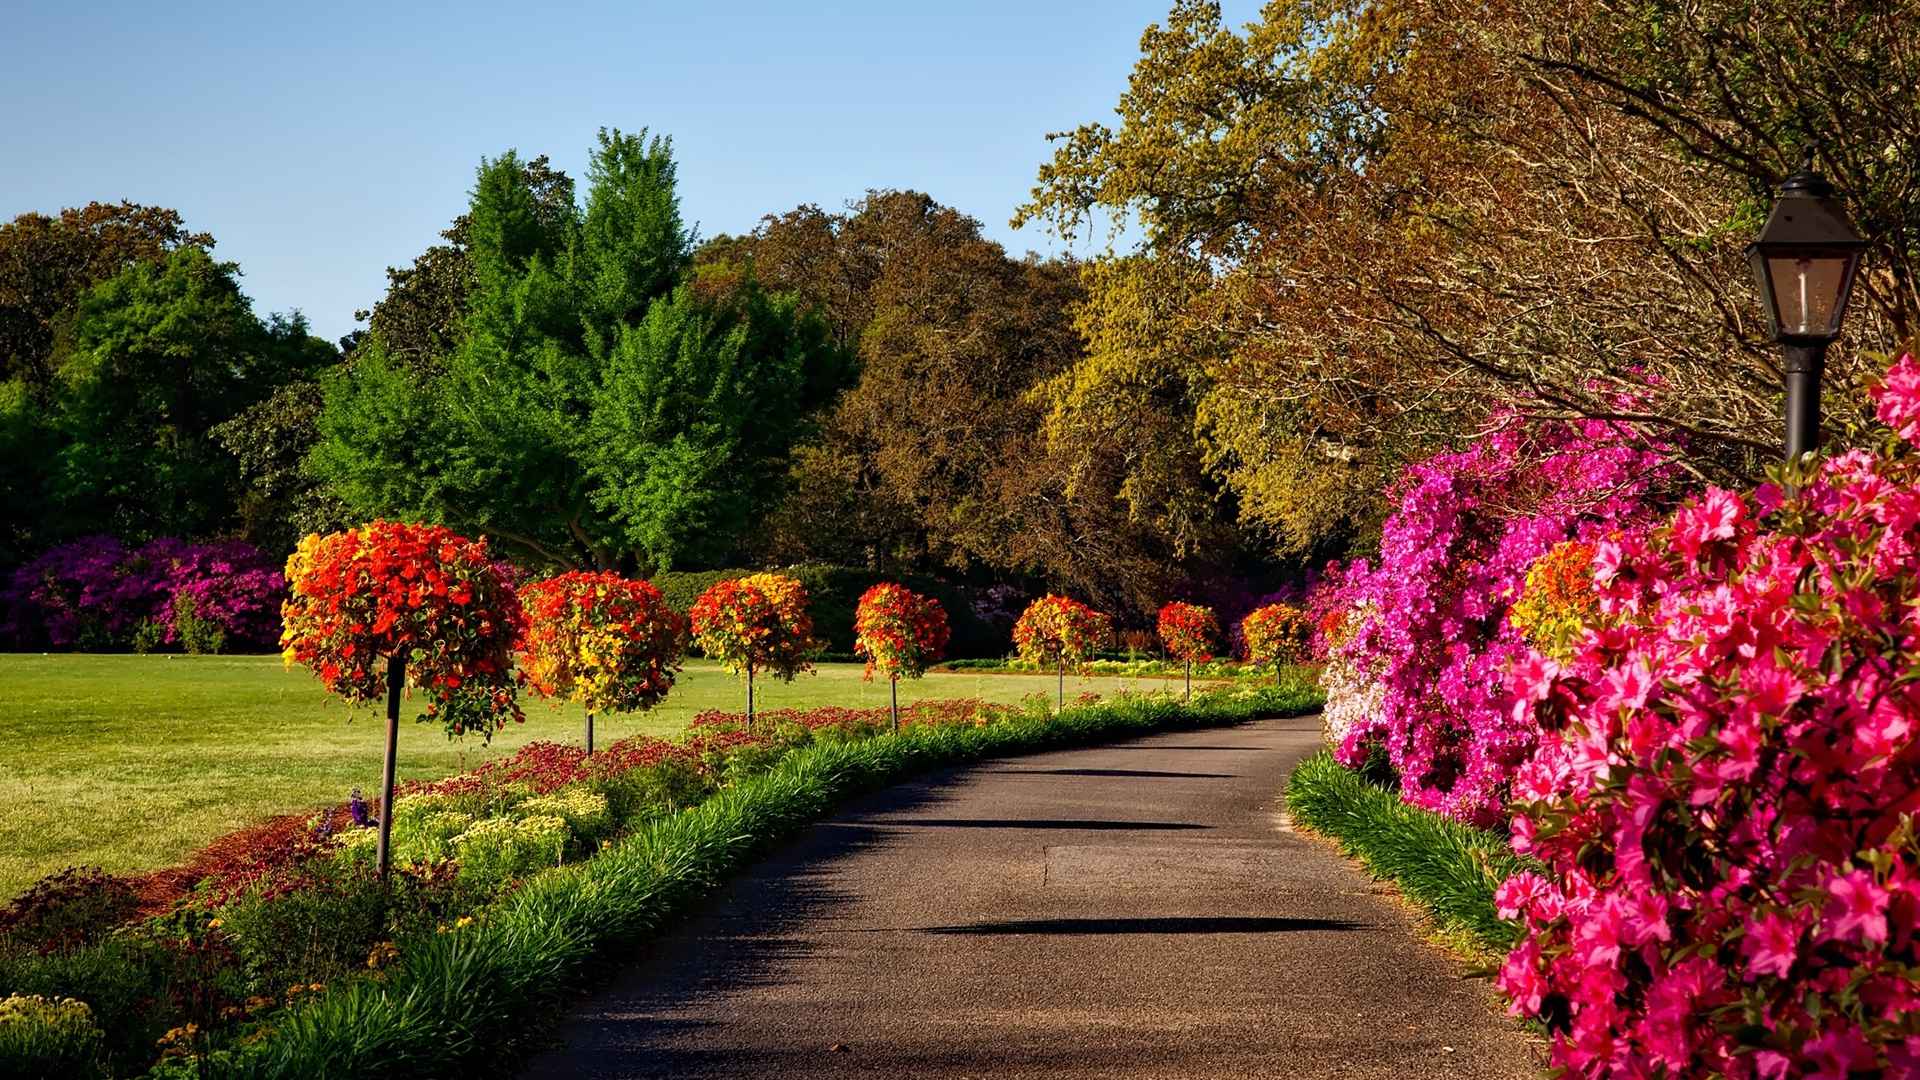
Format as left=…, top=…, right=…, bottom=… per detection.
left=1326, top=414, right=1675, bottom=825
left=688, top=573, right=818, bottom=683
left=1240, top=602, right=1310, bottom=666
left=853, top=582, right=950, bottom=681
left=1, top=536, right=285, bottom=652
left=279, top=521, right=524, bottom=739
left=1012, top=594, right=1113, bottom=670
left=516, top=571, right=687, bottom=714
left=1156, top=601, right=1220, bottom=664
left=1494, top=354, right=1920, bottom=1076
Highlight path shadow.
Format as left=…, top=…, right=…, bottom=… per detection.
left=992, top=767, right=1238, bottom=779
left=918, top=916, right=1365, bottom=935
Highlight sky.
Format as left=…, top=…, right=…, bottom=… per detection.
left=2, top=0, right=1261, bottom=345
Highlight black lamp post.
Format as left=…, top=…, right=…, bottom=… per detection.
left=1745, top=156, right=1867, bottom=460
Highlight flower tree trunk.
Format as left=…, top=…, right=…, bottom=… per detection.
left=376, top=652, right=404, bottom=883
left=890, top=675, right=900, bottom=734
left=746, top=662, right=755, bottom=730
left=1185, top=660, right=1192, bottom=703
left=1057, top=657, right=1065, bottom=710
left=586, top=710, right=595, bottom=756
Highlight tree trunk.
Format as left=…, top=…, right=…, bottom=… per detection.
left=376, top=653, right=404, bottom=883
left=890, top=675, right=899, bottom=734
left=585, top=710, right=595, bottom=756
left=746, top=663, right=755, bottom=730
left=1185, top=660, right=1192, bottom=703
left=1057, top=658, right=1065, bottom=710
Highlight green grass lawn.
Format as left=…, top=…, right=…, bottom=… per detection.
left=0, top=654, right=1183, bottom=899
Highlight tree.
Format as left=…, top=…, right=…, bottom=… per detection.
left=852, top=583, right=951, bottom=731
left=279, top=520, right=524, bottom=879
left=0, top=201, right=211, bottom=392
left=687, top=572, right=818, bottom=725
left=1156, top=600, right=1219, bottom=700
left=314, top=130, right=846, bottom=571
left=1012, top=594, right=1115, bottom=708
left=50, top=249, right=333, bottom=541
left=516, top=570, right=688, bottom=753
left=1017, top=0, right=1920, bottom=549
left=1240, top=602, right=1309, bottom=681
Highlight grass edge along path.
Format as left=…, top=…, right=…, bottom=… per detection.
left=1283, top=750, right=1535, bottom=960
left=180, top=686, right=1321, bottom=1079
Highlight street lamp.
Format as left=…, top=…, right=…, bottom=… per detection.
left=1746, top=155, right=1867, bottom=460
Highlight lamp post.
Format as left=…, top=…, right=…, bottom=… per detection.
left=1745, top=155, right=1867, bottom=460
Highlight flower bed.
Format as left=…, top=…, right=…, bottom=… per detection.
left=0, top=687, right=1309, bottom=1078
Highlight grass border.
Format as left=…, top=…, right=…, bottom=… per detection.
left=1283, top=750, right=1533, bottom=959
left=177, top=687, right=1321, bottom=1078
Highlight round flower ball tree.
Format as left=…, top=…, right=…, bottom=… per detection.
left=1241, top=602, right=1310, bottom=685
left=1012, top=594, right=1114, bottom=708
left=853, top=583, right=951, bottom=733
left=516, top=571, right=688, bottom=755
left=279, top=521, right=524, bottom=880
left=688, top=572, right=818, bottom=727
left=1156, top=601, right=1220, bottom=701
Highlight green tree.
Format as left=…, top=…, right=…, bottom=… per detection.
left=50, top=249, right=332, bottom=540
left=0, top=201, right=211, bottom=392
left=314, top=129, right=845, bottom=572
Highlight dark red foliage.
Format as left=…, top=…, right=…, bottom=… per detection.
left=0, top=866, right=142, bottom=952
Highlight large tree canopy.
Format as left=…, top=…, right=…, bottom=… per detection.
left=1018, top=0, right=1920, bottom=556
left=314, top=129, right=847, bottom=572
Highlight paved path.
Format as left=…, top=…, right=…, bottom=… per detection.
left=522, top=715, right=1542, bottom=1078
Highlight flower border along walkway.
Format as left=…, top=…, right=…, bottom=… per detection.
left=173, top=686, right=1319, bottom=1078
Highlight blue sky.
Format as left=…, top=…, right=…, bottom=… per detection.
left=2, top=0, right=1259, bottom=344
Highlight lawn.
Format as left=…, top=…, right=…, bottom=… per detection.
left=0, top=654, right=1180, bottom=898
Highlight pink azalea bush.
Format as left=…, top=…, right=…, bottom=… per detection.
left=2, top=536, right=286, bottom=651
left=1496, top=354, right=1920, bottom=1076
left=1325, top=416, right=1675, bottom=824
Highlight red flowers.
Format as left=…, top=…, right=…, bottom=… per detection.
left=1155, top=601, right=1219, bottom=664
left=279, top=521, right=524, bottom=738
left=688, top=573, right=819, bottom=681
left=852, top=583, right=950, bottom=681
left=1012, top=595, right=1113, bottom=669
left=517, top=571, right=687, bottom=715
left=1240, top=603, right=1309, bottom=666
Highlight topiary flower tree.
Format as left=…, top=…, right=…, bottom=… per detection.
left=1013, top=594, right=1114, bottom=708
left=1241, top=602, right=1310, bottom=684
left=1156, top=601, right=1220, bottom=701
left=853, top=582, right=951, bottom=733
left=280, top=520, right=524, bottom=880
left=516, top=571, right=688, bottom=755
left=688, top=572, right=818, bottom=727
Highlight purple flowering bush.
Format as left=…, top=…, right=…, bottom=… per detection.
left=2, top=536, right=286, bottom=652
left=1322, top=415, right=1676, bottom=825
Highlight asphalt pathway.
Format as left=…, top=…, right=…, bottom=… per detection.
left=522, top=715, right=1543, bottom=1078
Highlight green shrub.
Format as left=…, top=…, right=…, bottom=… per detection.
left=1284, top=751, right=1531, bottom=954
left=451, top=816, right=568, bottom=891
left=593, top=759, right=712, bottom=823
left=215, top=864, right=392, bottom=991
left=514, top=791, right=612, bottom=848
left=0, top=994, right=106, bottom=1079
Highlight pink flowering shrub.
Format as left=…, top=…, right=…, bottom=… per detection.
left=1, top=536, right=286, bottom=651
left=1497, top=354, right=1920, bottom=1076
left=1327, top=416, right=1675, bottom=824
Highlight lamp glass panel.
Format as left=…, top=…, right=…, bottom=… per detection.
left=1765, top=254, right=1851, bottom=337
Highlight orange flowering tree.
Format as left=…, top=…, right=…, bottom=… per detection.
left=1012, top=594, right=1114, bottom=707
left=279, top=520, right=524, bottom=877
left=517, top=571, right=688, bottom=754
left=688, top=572, right=818, bottom=724
left=1157, top=601, right=1220, bottom=700
left=1241, top=602, right=1310, bottom=681
left=853, top=583, right=951, bottom=732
